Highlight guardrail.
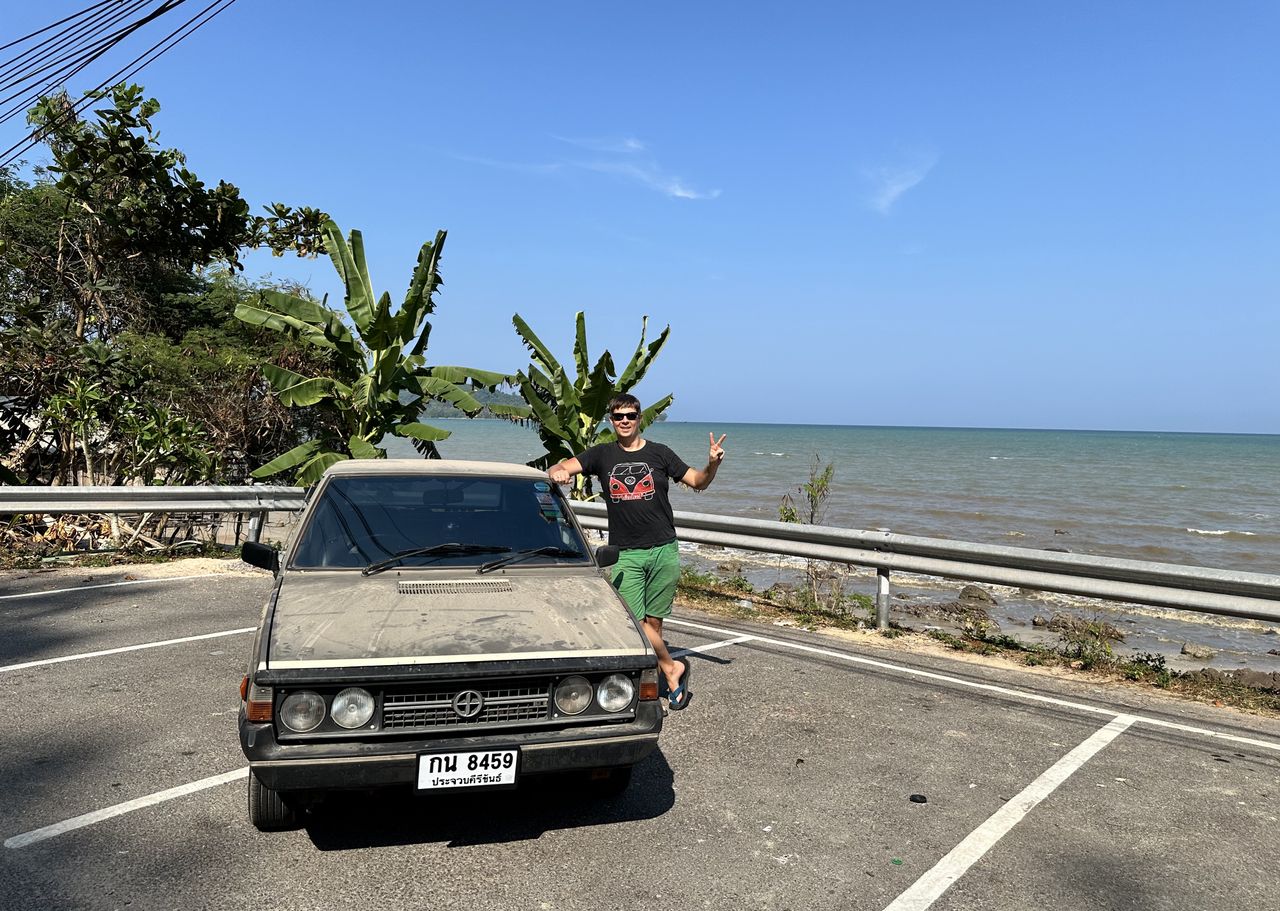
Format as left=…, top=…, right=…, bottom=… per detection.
left=4, top=485, right=1279, bottom=625
left=0, top=485, right=305, bottom=545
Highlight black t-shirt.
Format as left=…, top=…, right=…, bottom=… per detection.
left=577, top=441, right=691, bottom=549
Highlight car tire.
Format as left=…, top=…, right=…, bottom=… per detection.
left=248, top=771, right=299, bottom=831
left=586, top=765, right=633, bottom=797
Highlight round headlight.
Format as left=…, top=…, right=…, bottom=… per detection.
left=596, top=674, right=635, bottom=713
left=280, top=691, right=325, bottom=732
left=330, top=687, right=375, bottom=729
left=554, top=676, right=593, bottom=715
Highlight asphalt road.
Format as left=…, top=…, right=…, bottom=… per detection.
left=2, top=566, right=1278, bottom=911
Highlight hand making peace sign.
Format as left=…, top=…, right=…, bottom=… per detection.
left=709, top=432, right=727, bottom=464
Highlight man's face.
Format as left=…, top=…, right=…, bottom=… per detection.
left=609, top=405, right=641, bottom=436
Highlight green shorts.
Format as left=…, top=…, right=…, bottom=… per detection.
left=611, top=540, right=680, bottom=621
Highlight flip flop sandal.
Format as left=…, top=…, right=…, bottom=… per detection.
left=667, top=658, right=693, bottom=711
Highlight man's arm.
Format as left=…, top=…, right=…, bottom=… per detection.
left=681, top=433, right=727, bottom=491
left=548, top=457, right=584, bottom=486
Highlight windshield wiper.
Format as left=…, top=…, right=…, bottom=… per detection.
left=476, top=546, right=584, bottom=575
left=362, top=543, right=510, bottom=576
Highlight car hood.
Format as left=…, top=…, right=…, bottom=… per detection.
left=266, top=570, right=649, bottom=670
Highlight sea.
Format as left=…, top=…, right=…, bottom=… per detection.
left=385, top=421, right=1280, bottom=669
left=388, top=420, right=1280, bottom=573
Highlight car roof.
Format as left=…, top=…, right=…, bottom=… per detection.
left=321, top=459, right=546, bottom=481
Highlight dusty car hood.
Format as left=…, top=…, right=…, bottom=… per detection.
left=267, top=570, right=649, bottom=669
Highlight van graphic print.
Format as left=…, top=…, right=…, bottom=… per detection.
left=608, top=462, right=655, bottom=501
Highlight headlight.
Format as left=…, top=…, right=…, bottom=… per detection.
left=280, top=691, right=325, bottom=732
left=596, top=674, right=635, bottom=712
left=330, top=687, right=375, bottom=729
left=554, top=676, right=593, bottom=715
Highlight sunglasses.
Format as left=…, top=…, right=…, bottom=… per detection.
left=610, top=411, right=640, bottom=422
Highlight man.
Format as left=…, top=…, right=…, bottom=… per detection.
left=548, top=394, right=726, bottom=711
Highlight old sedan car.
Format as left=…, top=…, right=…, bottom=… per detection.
left=238, top=459, right=662, bottom=830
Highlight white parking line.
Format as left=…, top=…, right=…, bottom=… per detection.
left=0, top=627, right=256, bottom=673
left=671, top=634, right=755, bottom=658
left=667, top=617, right=1280, bottom=753
left=4, top=767, right=248, bottom=850
left=0, top=573, right=225, bottom=601
left=883, top=715, right=1136, bottom=911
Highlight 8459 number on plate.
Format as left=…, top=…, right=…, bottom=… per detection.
left=417, top=749, right=518, bottom=790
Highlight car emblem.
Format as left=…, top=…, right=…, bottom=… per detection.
left=452, top=690, right=484, bottom=719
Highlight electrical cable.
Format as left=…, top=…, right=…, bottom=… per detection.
left=0, top=1, right=179, bottom=127
left=0, top=0, right=153, bottom=92
left=0, top=2, right=155, bottom=113
left=0, top=0, right=117, bottom=54
left=0, top=0, right=230, bottom=167
left=0, top=0, right=132, bottom=86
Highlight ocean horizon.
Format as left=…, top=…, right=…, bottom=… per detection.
left=384, top=420, right=1280, bottom=574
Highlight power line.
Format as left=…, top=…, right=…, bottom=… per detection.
left=0, top=2, right=155, bottom=116
left=1, top=0, right=238, bottom=169
left=0, top=0, right=133, bottom=87
left=0, top=0, right=117, bottom=54
left=0, top=0, right=152, bottom=92
left=0, top=2, right=181, bottom=128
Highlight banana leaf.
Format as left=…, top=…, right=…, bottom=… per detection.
left=250, top=439, right=323, bottom=478
left=572, top=311, right=590, bottom=381
left=324, top=222, right=375, bottom=333
left=425, top=365, right=515, bottom=388
left=616, top=318, right=671, bottom=390
left=262, top=365, right=338, bottom=406
left=297, top=451, right=349, bottom=486
left=348, top=436, right=381, bottom=459
left=512, top=314, right=560, bottom=374
left=233, top=302, right=338, bottom=351
left=394, top=422, right=452, bottom=442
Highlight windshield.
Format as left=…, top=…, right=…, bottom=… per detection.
left=290, top=475, right=591, bottom=570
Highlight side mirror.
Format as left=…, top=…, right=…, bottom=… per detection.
left=594, top=545, right=619, bottom=568
left=242, top=541, right=279, bottom=574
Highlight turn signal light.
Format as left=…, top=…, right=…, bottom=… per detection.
left=639, top=668, right=659, bottom=701
left=245, top=678, right=274, bottom=722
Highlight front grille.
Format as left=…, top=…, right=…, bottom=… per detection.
left=383, top=683, right=549, bottom=731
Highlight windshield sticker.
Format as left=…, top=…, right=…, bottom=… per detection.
left=533, top=481, right=550, bottom=492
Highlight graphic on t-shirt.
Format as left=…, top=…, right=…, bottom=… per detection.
left=608, top=462, right=655, bottom=501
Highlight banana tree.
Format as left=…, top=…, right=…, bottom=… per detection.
left=236, top=220, right=526, bottom=485
left=513, top=311, right=672, bottom=500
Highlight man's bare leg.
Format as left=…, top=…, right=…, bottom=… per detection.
left=642, top=616, right=685, bottom=693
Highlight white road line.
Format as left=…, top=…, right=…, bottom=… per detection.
left=4, top=767, right=248, bottom=850
left=882, top=715, right=1136, bottom=911
left=667, top=617, right=1280, bottom=753
left=0, top=627, right=255, bottom=673
left=671, top=634, right=754, bottom=658
left=0, top=573, right=226, bottom=602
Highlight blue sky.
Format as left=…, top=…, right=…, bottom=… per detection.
left=6, top=1, right=1278, bottom=432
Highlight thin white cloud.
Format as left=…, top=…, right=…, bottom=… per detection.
left=553, top=135, right=648, bottom=155
left=863, top=153, right=938, bottom=214
left=455, top=136, right=717, bottom=200
left=577, top=160, right=721, bottom=200
left=450, top=153, right=562, bottom=174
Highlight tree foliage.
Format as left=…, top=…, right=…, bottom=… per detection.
left=512, top=311, right=672, bottom=499
left=0, top=84, right=333, bottom=486
left=237, top=221, right=526, bottom=485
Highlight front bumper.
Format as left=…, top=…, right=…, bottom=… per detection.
left=242, top=701, right=662, bottom=791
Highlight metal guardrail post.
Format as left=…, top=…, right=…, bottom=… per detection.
left=876, top=568, right=890, bottom=630
left=248, top=511, right=264, bottom=544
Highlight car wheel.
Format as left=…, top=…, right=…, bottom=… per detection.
left=248, top=771, right=299, bottom=831
left=586, top=765, right=633, bottom=798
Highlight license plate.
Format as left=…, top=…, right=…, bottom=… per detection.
left=417, top=749, right=519, bottom=790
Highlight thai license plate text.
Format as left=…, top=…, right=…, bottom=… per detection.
left=417, top=749, right=519, bottom=790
